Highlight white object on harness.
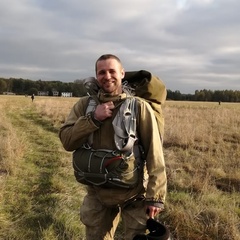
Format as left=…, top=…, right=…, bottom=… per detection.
left=112, top=97, right=138, bottom=153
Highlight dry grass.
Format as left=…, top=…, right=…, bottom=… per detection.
left=0, top=95, right=239, bottom=239
left=163, top=101, right=240, bottom=239
left=34, top=96, right=78, bottom=128
left=0, top=95, right=85, bottom=239
left=0, top=97, right=26, bottom=176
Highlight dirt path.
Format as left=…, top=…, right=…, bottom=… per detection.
left=10, top=107, right=61, bottom=232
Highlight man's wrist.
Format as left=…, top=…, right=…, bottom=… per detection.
left=90, top=111, right=102, bottom=126
left=145, top=200, right=164, bottom=210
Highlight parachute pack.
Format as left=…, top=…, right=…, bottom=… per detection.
left=123, top=70, right=166, bottom=140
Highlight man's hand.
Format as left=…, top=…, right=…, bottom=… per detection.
left=94, top=101, right=115, bottom=121
left=146, top=206, right=162, bottom=218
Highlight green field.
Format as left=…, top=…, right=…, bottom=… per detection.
left=0, top=95, right=239, bottom=240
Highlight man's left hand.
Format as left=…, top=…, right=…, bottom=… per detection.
left=146, top=206, right=162, bottom=218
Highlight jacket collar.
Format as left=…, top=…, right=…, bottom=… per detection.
left=98, top=90, right=128, bottom=103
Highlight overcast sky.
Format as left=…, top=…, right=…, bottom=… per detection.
left=1, top=0, right=240, bottom=93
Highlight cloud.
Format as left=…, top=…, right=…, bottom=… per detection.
left=0, top=0, right=239, bottom=93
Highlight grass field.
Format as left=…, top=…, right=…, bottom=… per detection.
left=0, top=95, right=239, bottom=240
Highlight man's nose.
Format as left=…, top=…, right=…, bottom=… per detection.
left=104, top=71, right=111, bottom=79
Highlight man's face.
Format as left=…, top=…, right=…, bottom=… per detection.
left=96, top=58, right=125, bottom=95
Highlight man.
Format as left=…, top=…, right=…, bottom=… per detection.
left=59, top=54, right=167, bottom=240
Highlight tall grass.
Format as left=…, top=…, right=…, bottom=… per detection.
left=0, top=95, right=239, bottom=239
left=0, top=98, right=26, bottom=175
left=163, top=101, right=240, bottom=239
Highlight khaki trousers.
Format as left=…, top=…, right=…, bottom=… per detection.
left=80, top=190, right=148, bottom=240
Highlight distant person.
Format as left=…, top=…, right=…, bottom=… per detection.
left=59, top=54, right=167, bottom=240
left=31, top=94, right=35, bottom=102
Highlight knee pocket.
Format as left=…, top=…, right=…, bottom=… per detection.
left=80, top=194, right=105, bottom=226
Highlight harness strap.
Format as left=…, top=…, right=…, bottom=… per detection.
left=85, top=98, right=98, bottom=145
left=74, top=168, right=139, bottom=188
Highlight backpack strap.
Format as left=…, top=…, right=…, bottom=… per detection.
left=86, top=97, right=97, bottom=114
left=85, top=97, right=98, bottom=146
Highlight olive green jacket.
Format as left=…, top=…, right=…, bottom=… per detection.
left=59, top=92, right=167, bottom=207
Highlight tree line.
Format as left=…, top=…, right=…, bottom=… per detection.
left=0, top=77, right=239, bottom=102
left=167, top=89, right=240, bottom=102
left=0, top=77, right=87, bottom=97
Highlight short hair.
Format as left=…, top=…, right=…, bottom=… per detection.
left=95, top=54, right=122, bottom=73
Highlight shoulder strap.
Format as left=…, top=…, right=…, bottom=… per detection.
left=86, top=97, right=97, bottom=115
left=85, top=97, right=98, bottom=146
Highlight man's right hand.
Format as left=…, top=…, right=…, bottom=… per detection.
left=94, top=101, right=115, bottom=121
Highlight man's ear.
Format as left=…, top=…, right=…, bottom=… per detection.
left=121, top=68, right=125, bottom=79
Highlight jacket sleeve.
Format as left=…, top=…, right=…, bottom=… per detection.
left=59, top=97, right=99, bottom=151
left=137, top=98, right=167, bottom=205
